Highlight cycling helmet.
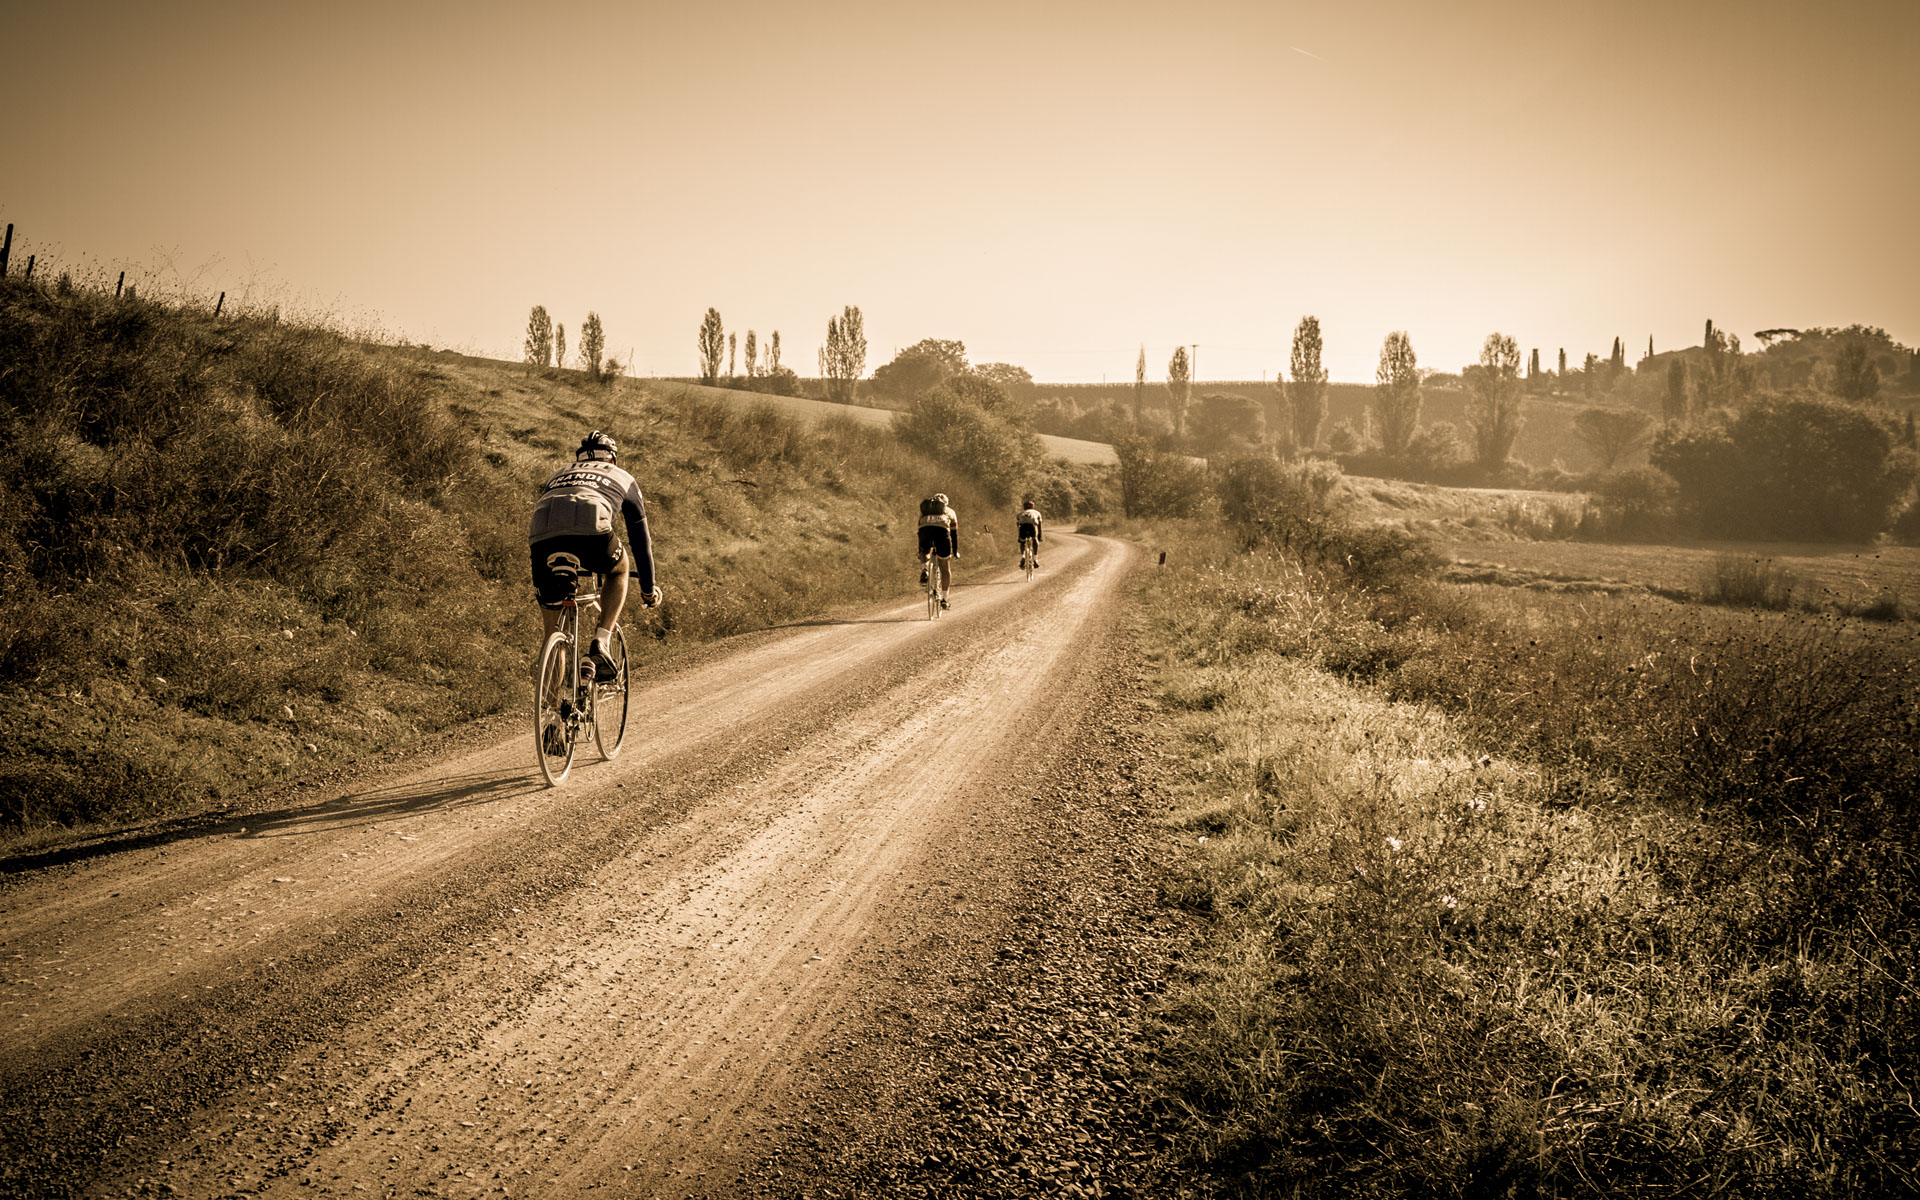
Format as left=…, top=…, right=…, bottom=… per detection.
left=576, top=430, right=618, bottom=462
left=934, top=493, right=949, bottom=505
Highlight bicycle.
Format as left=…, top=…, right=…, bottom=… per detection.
left=922, top=552, right=946, bottom=620
left=533, top=584, right=632, bottom=785
left=1020, top=536, right=1038, bottom=582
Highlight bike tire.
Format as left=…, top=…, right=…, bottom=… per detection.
left=594, top=625, right=630, bottom=760
left=927, top=585, right=939, bottom=620
left=535, top=631, right=577, bottom=786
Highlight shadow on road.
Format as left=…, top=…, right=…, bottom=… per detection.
left=236, top=769, right=535, bottom=839
left=1, top=768, right=539, bottom=875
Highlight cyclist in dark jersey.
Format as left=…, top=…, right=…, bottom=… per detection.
left=917, top=492, right=959, bottom=608
left=1016, top=498, right=1043, bottom=568
left=529, top=430, right=660, bottom=681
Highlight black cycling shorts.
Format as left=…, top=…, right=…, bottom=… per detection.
left=530, top=533, right=625, bottom=606
left=917, top=526, right=954, bottom=558
left=1017, top=522, right=1039, bottom=545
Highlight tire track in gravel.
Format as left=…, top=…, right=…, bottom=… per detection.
left=0, top=532, right=1136, bottom=1199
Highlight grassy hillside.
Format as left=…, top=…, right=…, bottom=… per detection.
left=0, top=279, right=994, bottom=840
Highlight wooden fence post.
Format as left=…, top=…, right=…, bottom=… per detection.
left=1, top=223, right=11, bottom=276
left=214, top=291, right=225, bottom=317
left=115, top=271, right=124, bottom=298
left=24, top=255, right=34, bottom=281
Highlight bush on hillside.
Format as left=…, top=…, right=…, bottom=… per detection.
left=892, top=374, right=1044, bottom=502
left=1114, top=435, right=1209, bottom=518
left=1650, top=396, right=1917, bottom=540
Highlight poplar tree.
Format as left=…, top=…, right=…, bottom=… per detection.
left=1288, top=316, right=1329, bottom=451
left=524, top=305, right=553, bottom=371
left=580, top=312, right=605, bottom=380
left=1165, top=346, right=1191, bottom=437
left=1466, top=332, right=1524, bottom=471
left=727, top=333, right=737, bottom=381
left=555, top=325, right=567, bottom=374
left=1373, top=331, right=1423, bottom=456
left=769, top=330, right=781, bottom=371
left=819, top=305, right=866, bottom=403
left=1133, top=345, right=1147, bottom=423
left=698, top=308, right=724, bottom=384
left=744, top=330, right=758, bottom=378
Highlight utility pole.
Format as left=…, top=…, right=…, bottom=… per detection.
left=1190, top=344, right=1198, bottom=386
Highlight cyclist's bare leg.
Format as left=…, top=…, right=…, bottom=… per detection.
left=936, top=554, right=952, bottom=592
left=596, top=556, right=630, bottom=641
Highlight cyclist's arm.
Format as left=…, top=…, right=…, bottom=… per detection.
left=623, top=493, right=658, bottom=595
left=949, top=514, right=960, bottom=557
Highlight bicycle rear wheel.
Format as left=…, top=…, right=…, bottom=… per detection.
left=593, top=625, right=631, bottom=760
left=534, top=631, right=578, bottom=786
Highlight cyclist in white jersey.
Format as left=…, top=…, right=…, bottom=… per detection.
left=528, top=430, right=661, bottom=680
left=1015, top=498, right=1044, bottom=568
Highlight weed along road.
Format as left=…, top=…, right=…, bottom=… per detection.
left=0, top=532, right=1167, bottom=1199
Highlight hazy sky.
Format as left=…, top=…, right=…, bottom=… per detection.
left=7, top=0, right=1917, bottom=383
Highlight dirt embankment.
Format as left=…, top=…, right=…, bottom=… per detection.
left=1, top=532, right=1197, bottom=1200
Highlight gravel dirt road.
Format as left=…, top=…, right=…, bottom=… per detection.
left=1, top=532, right=1195, bottom=1200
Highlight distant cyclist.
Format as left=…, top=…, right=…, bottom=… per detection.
left=917, top=491, right=959, bottom=609
left=529, top=430, right=661, bottom=683
left=1016, top=497, right=1044, bottom=569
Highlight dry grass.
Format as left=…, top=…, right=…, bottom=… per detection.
left=1117, top=516, right=1920, bottom=1197
left=1443, top=538, right=1920, bottom=620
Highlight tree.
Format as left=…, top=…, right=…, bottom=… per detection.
left=871, top=338, right=967, bottom=400
left=1188, top=392, right=1266, bottom=458
left=1608, top=336, right=1625, bottom=385
left=1165, top=346, right=1192, bottom=438
left=1574, top=406, right=1655, bottom=469
left=892, top=374, right=1043, bottom=500
left=1133, top=346, right=1147, bottom=423
left=727, top=332, right=737, bottom=381
left=1288, top=316, right=1329, bottom=451
left=1115, top=435, right=1208, bottom=518
left=1651, top=396, right=1917, bottom=540
left=524, top=305, right=553, bottom=371
left=1465, top=332, right=1524, bottom=472
left=580, top=312, right=605, bottom=380
left=1693, top=322, right=1753, bottom=411
left=1528, top=347, right=1542, bottom=393
left=1664, top=359, right=1690, bottom=424
left=818, top=305, right=866, bottom=403
left=1833, top=340, right=1882, bottom=404
left=1582, top=352, right=1600, bottom=398
left=744, top=330, right=758, bottom=378
left=1372, top=331, right=1423, bottom=456
left=768, top=330, right=781, bottom=372
left=1557, top=348, right=1568, bottom=389
left=555, top=324, right=566, bottom=374
left=973, top=362, right=1033, bottom=398
left=697, top=308, right=724, bottom=384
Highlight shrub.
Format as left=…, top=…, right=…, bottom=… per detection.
left=1651, top=396, right=1917, bottom=540
left=1891, top=499, right=1920, bottom=546
left=1114, top=435, right=1210, bottom=518
left=1698, top=554, right=1799, bottom=610
left=892, top=374, right=1044, bottom=502
left=1591, top=465, right=1677, bottom=538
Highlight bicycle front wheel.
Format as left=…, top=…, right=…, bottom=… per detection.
left=594, top=625, right=631, bottom=760
left=534, top=631, right=577, bottom=786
